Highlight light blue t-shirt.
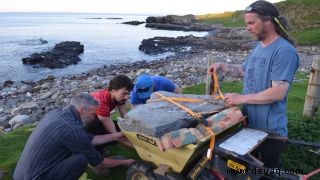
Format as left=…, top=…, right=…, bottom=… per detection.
left=241, top=37, right=299, bottom=136
left=131, top=76, right=176, bottom=104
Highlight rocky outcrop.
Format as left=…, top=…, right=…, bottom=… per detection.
left=122, top=21, right=145, bottom=26
left=107, top=17, right=122, bottom=20
left=145, top=14, right=220, bottom=31
left=139, top=28, right=255, bottom=55
left=146, top=15, right=198, bottom=25
left=145, top=23, right=220, bottom=31
left=21, top=41, right=84, bottom=69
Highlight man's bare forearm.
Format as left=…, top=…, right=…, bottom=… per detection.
left=224, top=64, right=244, bottom=77
left=242, top=80, right=289, bottom=104
left=98, top=115, right=117, bottom=133
left=92, top=134, right=117, bottom=145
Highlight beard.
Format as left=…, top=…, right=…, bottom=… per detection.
left=256, top=28, right=267, bottom=41
left=115, top=99, right=126, bottom=105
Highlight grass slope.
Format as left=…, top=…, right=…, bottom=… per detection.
left=0, top=73, right=319, bottom=179
left=196, top=0, right=320, bottom=45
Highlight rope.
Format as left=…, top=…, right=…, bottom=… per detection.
left=148, top=97, right=205, bottom=103
left=212, top=72, right=225, bottom=100
left=154, top=92, right=203, bottom=120
left=150, top=72, right=226, bottom=159
left=154, top=92, right=216, bottom=159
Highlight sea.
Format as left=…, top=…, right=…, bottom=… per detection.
left=0, top=13, right=208, bottom=83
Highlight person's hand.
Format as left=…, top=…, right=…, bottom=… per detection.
left=112, top=132, right=124, bottom=141
left=118, top=136, right=134, bottom=148
left=208, top=62, right=222, bottom=74
left=225, top=93, right=244, bottom=106
left=125, top=159, right=135, bottom=166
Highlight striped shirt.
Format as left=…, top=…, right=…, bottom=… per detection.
left=91, top=89, right=116, bottom=117
left=13, top=105, right=103, bottom=180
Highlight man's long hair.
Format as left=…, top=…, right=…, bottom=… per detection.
left=247, top=0, right=296, bottom=46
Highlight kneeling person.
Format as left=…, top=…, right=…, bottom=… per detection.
left=13, top=93, right=134, bottom=180
left=130, top=75, right=182, bottom=108
left=87, top=74, right=134, bottom=149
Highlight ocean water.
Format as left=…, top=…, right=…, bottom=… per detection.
left=0, top=13, right=207, bottom=83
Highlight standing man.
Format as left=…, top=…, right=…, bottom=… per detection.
left=87, top=74, right=134, bottom=149
left=208, top=0, right=299, bottom=167
left=13, top=93, right=134, bottom=180
left=130, top=74, right=182, bottom=108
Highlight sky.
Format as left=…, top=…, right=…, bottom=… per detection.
left=1, top=0, right=283, bottom=15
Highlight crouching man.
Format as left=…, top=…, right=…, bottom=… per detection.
left=13, top=92, right=134, bottom=180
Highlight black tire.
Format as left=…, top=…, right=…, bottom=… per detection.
left=126, top=161, right=156, bottom=180
left=165, top=171, right=184, bottom=180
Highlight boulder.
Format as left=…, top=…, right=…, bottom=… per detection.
left=21, top=41, right=84, bottom=69
left=8, top=115, right=30, bottom=126
left=119, top=91, right=226, bottom=137
left=3, top=80, right=14, bottom=88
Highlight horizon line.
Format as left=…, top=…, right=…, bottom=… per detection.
left=0, top=10, right=237, bottom=16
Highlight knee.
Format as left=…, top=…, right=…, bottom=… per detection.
left=74, top=154, right=88, bottom=167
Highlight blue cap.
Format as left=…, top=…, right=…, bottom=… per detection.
left=135, top=75, right=153, bottom=99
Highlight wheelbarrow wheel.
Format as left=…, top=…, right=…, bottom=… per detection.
left=165, top=171, right=184, bottom=180
left=126, top=161, right=156, bottom=180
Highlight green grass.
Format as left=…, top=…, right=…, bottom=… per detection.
left=291, top=27, right=320, bottom=45
left=196, top=11, right=244, bottom=28
left=86, top=144, right=139, bottom=180
left=196, top=0, right=320, bottom=45
left=1, top=73, right=319, bottom=179
left=0, top=125, right=34, bottom=180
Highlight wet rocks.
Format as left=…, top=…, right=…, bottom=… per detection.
left=3, top=80, right=14, bottom=88
left=21, top=41, right=84, bottom=69
left=122, top=21, right=145, bottom=26
left=139, top=28, right=255, bottom=55
left=145, top=15, right=220, bottom=31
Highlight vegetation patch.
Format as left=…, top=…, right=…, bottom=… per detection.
left=197, top=0, right=320, bottom=45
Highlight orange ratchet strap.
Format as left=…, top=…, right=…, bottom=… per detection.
left=212, top=72, right=225, bottom=100
left=148, top=97, right=204, bottom=103
left=154, top=92, right=216, bottom=160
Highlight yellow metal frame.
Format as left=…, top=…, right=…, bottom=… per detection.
left=120, top=128, right=211, bottom=173
left=120, top=120, right=244, bottom=174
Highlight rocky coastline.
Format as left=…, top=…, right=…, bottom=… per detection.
left=0, top=15, right=319, bottom=134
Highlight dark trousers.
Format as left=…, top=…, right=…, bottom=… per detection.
left=85, top=118, right=119, bottom=154
left=253, top=138, right=287, bottom=168
left=40, top=154, right=88, bottom=180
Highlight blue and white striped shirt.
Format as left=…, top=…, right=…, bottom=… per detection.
left=13, top=105, right=103, bottom=180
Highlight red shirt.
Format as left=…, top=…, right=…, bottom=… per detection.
left=91, top=89, right=116, bottom=117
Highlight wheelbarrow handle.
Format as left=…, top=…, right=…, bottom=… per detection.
left=286, top=139, right=320, bottom=148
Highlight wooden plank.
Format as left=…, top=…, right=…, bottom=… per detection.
left=303, top=55, right=320, bottom=116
